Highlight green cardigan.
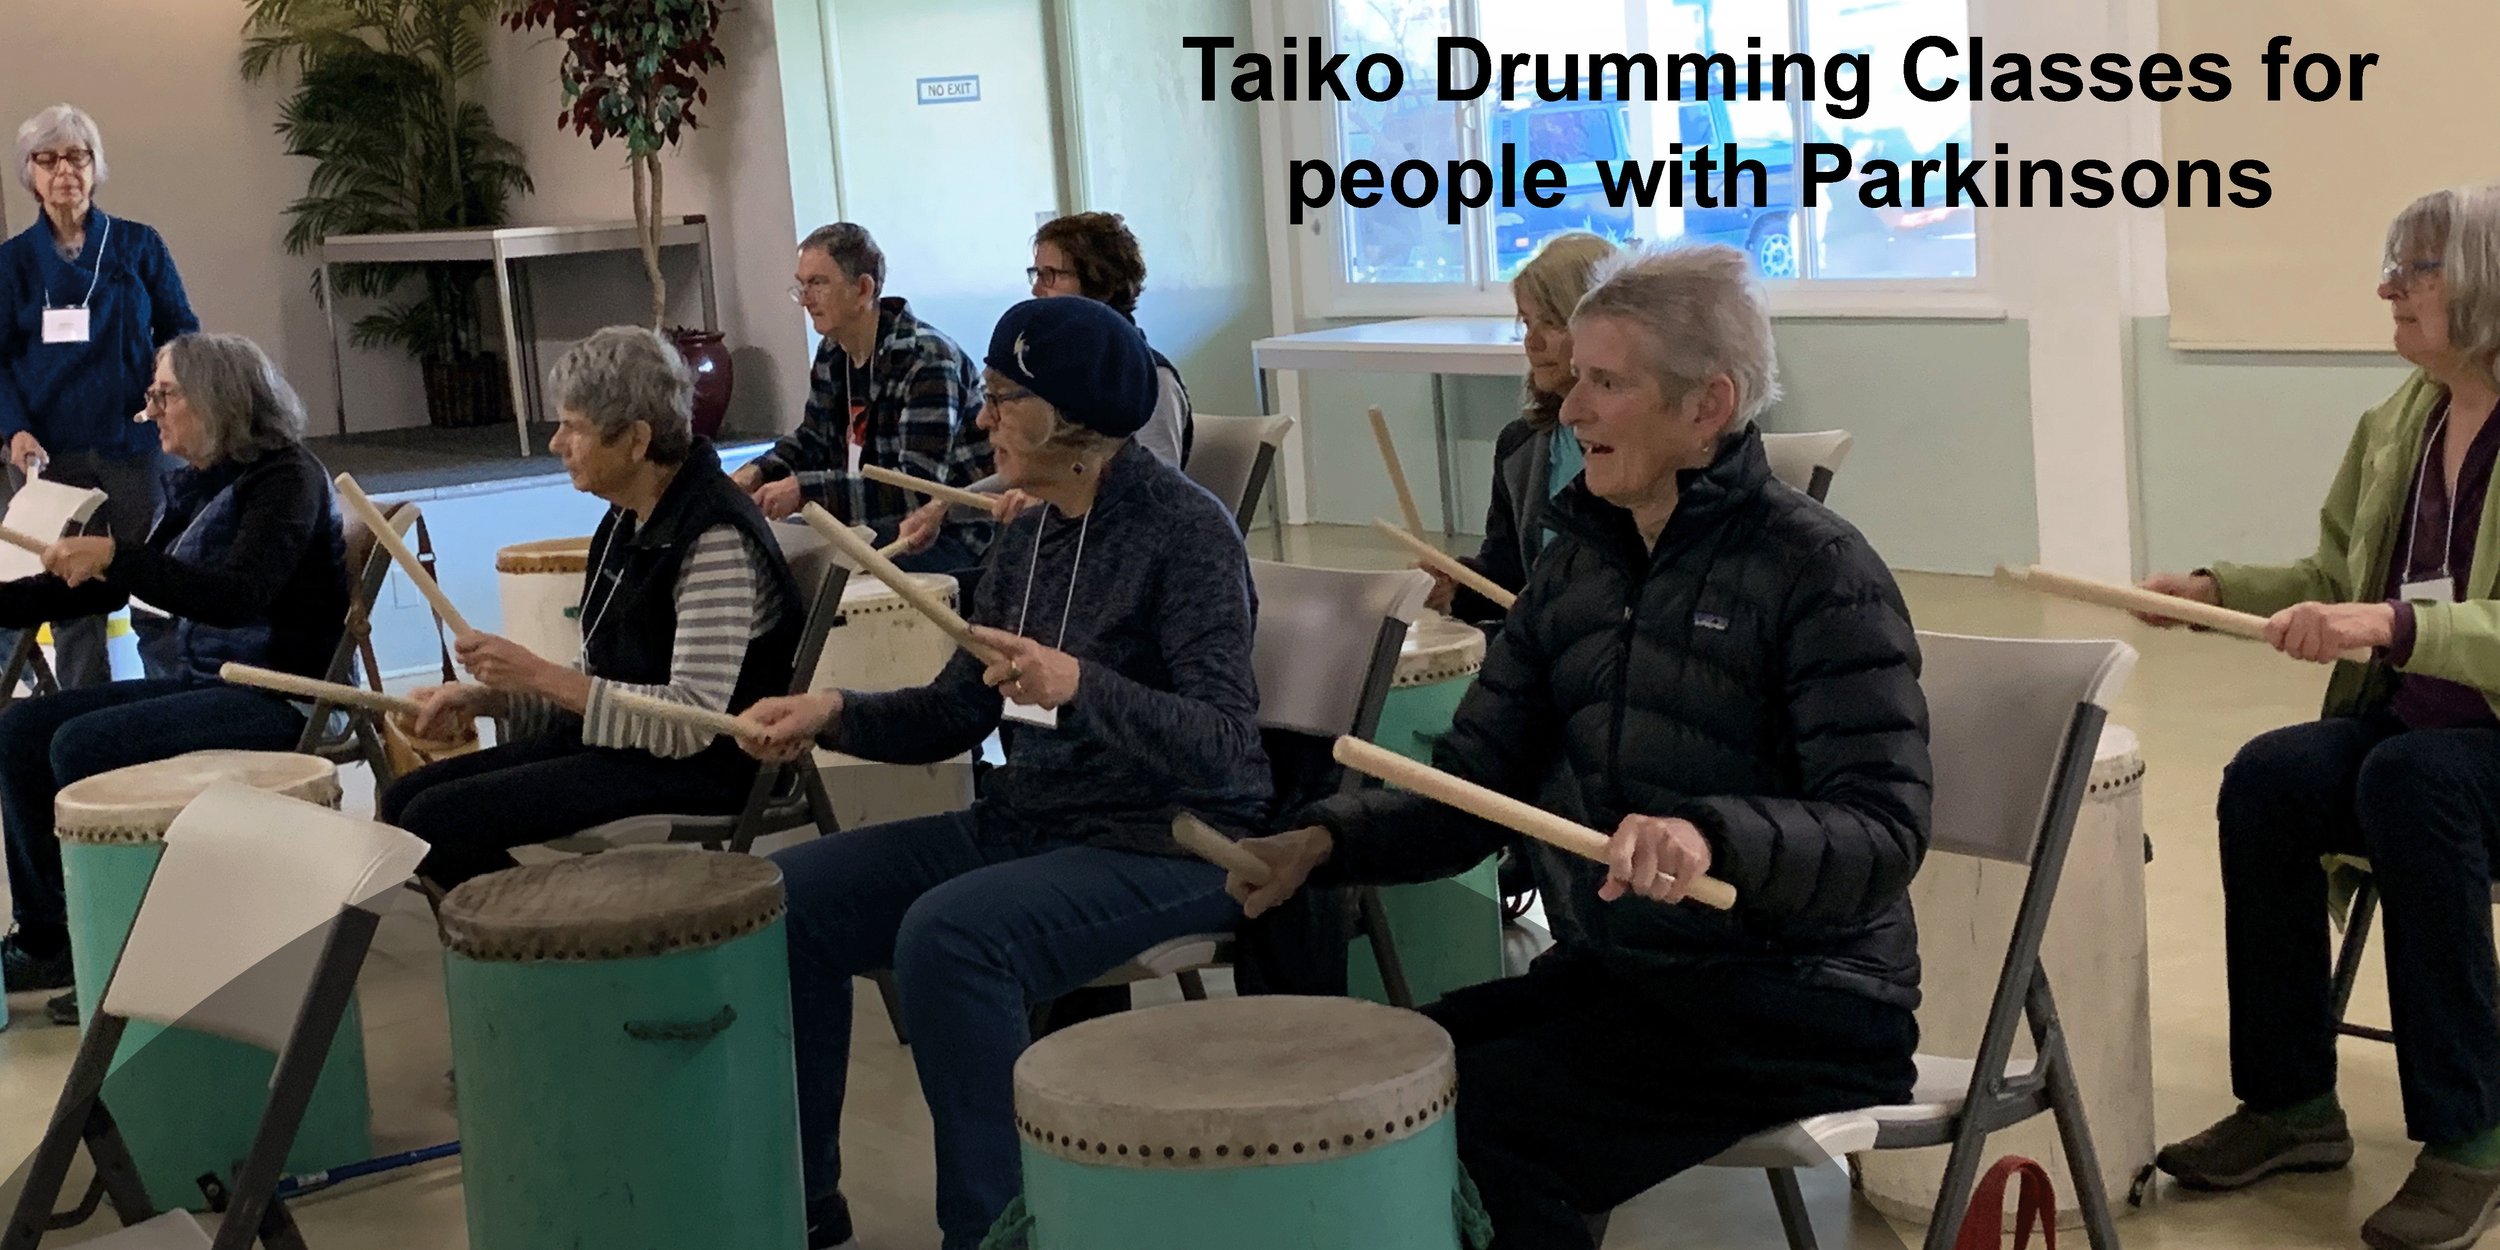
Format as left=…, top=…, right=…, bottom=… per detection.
left=2207, top=370, right=2500, bottom=718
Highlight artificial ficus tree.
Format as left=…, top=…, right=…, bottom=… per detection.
left=502, top=0, right=727, bottom=329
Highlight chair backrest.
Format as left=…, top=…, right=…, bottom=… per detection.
left=101, top=783, right=426, bottom=1051
left=1761, top=430, right=1854, bottom=503
left=1248, top=560, right=1432, bottom=739
left=0, top=479, right=106, bottom=581
left=1186, top=414, right=1296, bottom=533
left=1919, top=632, right=2136, bottom=867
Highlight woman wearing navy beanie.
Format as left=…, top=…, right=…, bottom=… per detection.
left=742, top=296, right=1270, bottom=1250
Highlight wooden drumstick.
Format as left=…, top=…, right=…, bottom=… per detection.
left=1332, top=735, right=1739, bottom=911
left=1994, top=565, right=2371, bottom=665
left=0, top=525, right=53, bottom=558
left=219, top=663, right=422, bottom=718
left=862, top=464, right=995, bottom=513
left=335, top=474, right=474, bottom=638
left=1172, top=811, right=1274, bottom=886
left=1368, top=406, right=1429, bottom=537
left=1372, top=520, right=1518, bottom=611
left=609, top=687, right=767, bottom=743
left=798, top=503, right=1007, bottom=667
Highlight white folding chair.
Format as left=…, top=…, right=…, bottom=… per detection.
left=1677, top=632, right=2136, bottom=1250
left=1761, top=430, right=1854, bottom=503
left=0, top=478, right=107, bottom=702
left=1183, top=414, right=1295, bottom=554
left=4, top=784, right=426, bottom=1250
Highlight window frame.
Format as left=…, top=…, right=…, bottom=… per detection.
left=1281, top=0, right=2007, bottom=321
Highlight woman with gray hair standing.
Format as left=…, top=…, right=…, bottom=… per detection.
left=382, top=326, right=800, bottom=893
left=0, top=104, right=199, bottom=687
left=2148, top=185, right=2500, bottom=1250
left=1219, top=245, right=1931, bottom=1248
left=0, top=332, right=344, bottom=1004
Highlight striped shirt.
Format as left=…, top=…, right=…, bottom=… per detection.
left=508, top=525, right=784, bottom=758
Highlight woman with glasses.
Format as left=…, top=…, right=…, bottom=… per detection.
left=0, top=333, right=344, bottom=1015
left=0, top=104, right=199, bottom=688
left=2146, top=185, right=2500, bottom=1250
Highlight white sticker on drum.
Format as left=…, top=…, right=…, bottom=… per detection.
left=1002, top=699, right=1059, bottom=730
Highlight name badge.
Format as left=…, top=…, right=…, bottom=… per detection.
left=41, top=308, right=90, bottom=344
left=1002, top=699, right=1060, bottom=730
left=2401, top=576, right=2457, bottom=603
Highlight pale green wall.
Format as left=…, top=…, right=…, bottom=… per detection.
left=1297, top=318, right=2038, bottom=575
left=2130, top=316, right=2413, bottom=574
left=1065, top=0, right=1272, bottom=419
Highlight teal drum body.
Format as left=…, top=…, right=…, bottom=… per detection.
left=1354, top=613, right=1503, bottom=1006
left=1009, top=996, right=1465, bottom=1250
left=56, top=749, right=370, bottom=1212
left=439, top=849, right=805, bottom=1250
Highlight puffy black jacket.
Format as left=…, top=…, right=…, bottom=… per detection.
left=1309, top=429, right=1933, bottom=1009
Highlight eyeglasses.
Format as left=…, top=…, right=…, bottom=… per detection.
left=142, top=385, right=182, bottom=414
left=787, top=277, right=840, bottom=304
left=988, top=385, right=1038, bottom=405
left=30, top=149, right=93, bottom=172
left=1025, top=266, right=1074, bottom=287
left=2383, top=258, right=2444, bottom=289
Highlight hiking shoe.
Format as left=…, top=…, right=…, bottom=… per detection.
left=44, top=990, right=76, bottom=1027
left=2155, top=1105, right=2354, bottom=1190
left=2363, top=1152, right=2500, bottom=1250
left=0, top=933, right=72, bottom=993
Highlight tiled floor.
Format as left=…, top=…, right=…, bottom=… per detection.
left=0, top=524, right=2440, bottom=1248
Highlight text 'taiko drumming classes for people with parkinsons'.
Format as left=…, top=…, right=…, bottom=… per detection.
left=1197, top=33, right=2393, bottom=222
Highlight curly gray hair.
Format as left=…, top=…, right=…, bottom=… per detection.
left=158, top=334, right=307, bottom=465
left=1572, top=244, right=1782, bottom=432
left=15, top=104, right=107, bottom=195
left=548, top=327, right=695, bottom=464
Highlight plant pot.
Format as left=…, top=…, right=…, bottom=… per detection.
left=420, top=352, right=515, bottom=430
left=670, top=329, right=734, bottom=440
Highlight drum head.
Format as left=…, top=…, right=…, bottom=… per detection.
left=1395, top=614, right=1486, bottom=688
left=841, top=571, right=958, bottom=616
left=496, top=537, right=594, bottom=575
left=56, top=750, right=341, bottom=845
left=1014, top=996, right=1455, bottom=1169
left=439, top=849, right=785, bottom=963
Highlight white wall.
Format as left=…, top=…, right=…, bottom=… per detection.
left=8, top=3, right=815, bottom=442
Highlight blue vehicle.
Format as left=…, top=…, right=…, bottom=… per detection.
left=1491, top=89, right=1801, bottom=278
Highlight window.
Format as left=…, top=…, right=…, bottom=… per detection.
left=1324, top=0, right=1978, bottom=294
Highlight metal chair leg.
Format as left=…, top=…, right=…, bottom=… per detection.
left=2332, top=880, right=2392, bottom=1043
left=1765, top=1167, right=1818, bottom=1250
left=1178, top=969, right=1209, bottom=1001
left=1357, top=888, right=1417, bottom=1010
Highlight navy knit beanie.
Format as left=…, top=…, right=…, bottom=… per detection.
left=985, top=297, right=1156, bottom=439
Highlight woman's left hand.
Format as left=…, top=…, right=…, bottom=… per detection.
left=2265, top=601, right=2395, bottom=664
left=1599, top=814, right=1715, bottom=905
left=42, top=535, right=114, bottom=587
left=969, top=626, right=1082, bottom=709
left=455, top=632, right=558, bottom=694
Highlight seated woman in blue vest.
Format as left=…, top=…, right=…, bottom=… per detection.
left=0, top=331, right=346, bottom=999
left=387, top=326, right=799, bottom=894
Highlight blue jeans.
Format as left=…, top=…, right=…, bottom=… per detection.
left=0, top=678, right=308, bottom=931
left=771, top=812, right=1240, bottom=1250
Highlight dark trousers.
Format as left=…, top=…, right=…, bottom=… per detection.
left=1428, top=953, right=1918, bottom=1250
left=2218, top=714, right=2500, bottom=1144
left=0, top=450, right=171, bottom=688
left=0, top=678, right=306, bottom=931
left=377, top=735, right=754, bottom=890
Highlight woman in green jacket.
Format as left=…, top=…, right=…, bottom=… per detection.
left=2146, top=185, right=2500, bottom=1250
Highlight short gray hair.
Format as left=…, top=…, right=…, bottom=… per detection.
left=2385, top=185, right=2500, bottom=388
left=158, top=334, right=306, bottom=464
left=548, top=327, right=694, bottom=464
left=1573, top=244, right=1782, bottom=431
left=15, top=104, right=107, bottom=195
left=799, top=222, right=885, bottom=291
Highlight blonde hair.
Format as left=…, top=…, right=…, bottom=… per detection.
left=1512, top=233, right=1617, bottom=426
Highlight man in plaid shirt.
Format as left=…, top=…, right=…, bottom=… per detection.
left=733, top=223, right=992, bottom=571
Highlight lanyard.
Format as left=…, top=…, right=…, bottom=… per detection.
left=1013, top=507, right=1091, bottom=651
left=2402, top=405, right=2458, bottom=580
left=577, top=519, right=630, bottom=665
left=43, top=213, right=111, bottom=312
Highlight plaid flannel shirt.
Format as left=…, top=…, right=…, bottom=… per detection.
left=753, top=297, right=991, bottom=548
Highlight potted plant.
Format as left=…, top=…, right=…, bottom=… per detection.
left=502, top=0, right=734, bottom=437
left=244, top=0, right=534, bottom=430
